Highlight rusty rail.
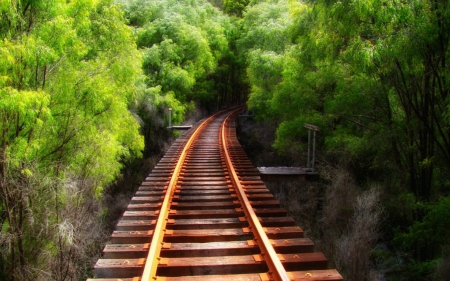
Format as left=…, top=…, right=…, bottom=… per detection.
left=141, top=110, right=224, bottom=281
left=221, top=110, right=289, bottom=281
left=88, top=108, right=343, bottom=281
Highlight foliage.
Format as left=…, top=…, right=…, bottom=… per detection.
left=223, top=0, right=249, bottom=17
left=132, top=85, right=188, bottom=156
left=399, top=197, right=450, bottom=260
left=121, top=0, right=237, bottom=114
left=242, top=0, right=450, bottom=279
left=238, top=0, right=291, bottom=119
left=0, top=0, right=144, bottom=279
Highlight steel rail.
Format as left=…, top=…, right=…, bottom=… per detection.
left=90, top=106, right=343, bottom=281
left=140, top=112, right=221, bottom=281
left=221, top=110, right=291, bottom=281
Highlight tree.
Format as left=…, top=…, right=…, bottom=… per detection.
left=238, top=0, right=291, bottom=118
left=244, top=0, right=450, bottom=278
left=126, top=0, right=236, bottom=114
left=0, top=0, right=144, bottom=279
left=223, top=0, right=249, bottom=17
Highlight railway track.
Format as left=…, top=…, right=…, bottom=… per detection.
left=88, top=108, right=343, bottom=281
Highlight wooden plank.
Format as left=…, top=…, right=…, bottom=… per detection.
left=187, top=152, right=220, bottom=155
left=182, top=168, right=225, bottom=172
left=183, top=161, right=223, bottom=165
left=271, top=238, right=315, bottom=254
left=250, top=200, right=281, bottom=208
left=259, top=217, right=295, bottom=227
left=141, top=181, right=169, bottom=186
left=240, top=180, right=265, bottom=185
left=253, top=208, right=287, bottom=217
left=94, top=258, right=145, bottom=278
left=239, top=176, right=262, bottom=181
left=116, top=219, right=155, bottom=231
left=173, top=195, right=234, bottom=202
left=162, top=256, right=259, bottom=266
left=233, top=164, right=255, bottom=168
left=126, top=203, right=161, bottom=211
left=111, top=230, right=153, bottom=244
left=135, top=191, right=166, bottom=196
left=180, top=171, right=227, bottom=176
left=152, top=270, right=344, bottom=281
left=172, top=201, right=239, bottom=210
left=265, top=226, right=304, bottom=239
left=144, top=177, right=171, bottom=181
left=182, top=165, right=225, bottom=169
left=103, top=243, right=150, bottom=259
left=176, top=185, right=232, bottom=191
left=179, top=181, right=229, bottom=186
left=161, top=241, right=258, bottom=257
left=130, top=196, right=164, bottom=203
left=279, top=253, right=328, bottom=271
left=288, top=269, right=343, bottom=280
left=122, top=211, right=158, bottom=220
left=168, top=209, right=243, bottom=219
left=157, top=274, right=262, bottom=281
left=237, top=172, right=261, bottom=177
left=243, top=185, right=269, bottom=190
left=242, top=185, right=268, bottom=191
left=175, top=190, right=233, bottom=195
left=156, top=255, right=267, bottom=276
left=164, top=228, right=253, bottom=243
left=86, top=277, right=137, bottom=281
left=137, top=186, right=166, bottom=192
left=159, top=159, right=179, bottom=163
left=246, top=194, right=277, bottom=200
left=151, top=167, right=174, bottom=171
left=169, top=218, right=245, bottom=229
left=179, top=176, right=228, bottom=181
left=184, top=156, right=222, bottom=159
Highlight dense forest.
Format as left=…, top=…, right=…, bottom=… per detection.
left=0, top=0, right=449, bottom=280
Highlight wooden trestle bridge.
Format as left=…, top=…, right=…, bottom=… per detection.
left=88, top=108, right=343, bottom=281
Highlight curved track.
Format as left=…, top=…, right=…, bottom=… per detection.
left=88, top=108, right=343, bottom=281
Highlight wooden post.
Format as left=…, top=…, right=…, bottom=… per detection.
left=304, top=124, right=320, bottom=172
left=168, top=107, right=172, bottom=128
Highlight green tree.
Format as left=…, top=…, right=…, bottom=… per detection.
left=223, top=0, right=249, bottom=17
left=0, top=0, right=144, bottom=279
left=126, top=0, right=236, bottom=114
left=244, top=0, right=450, bottom=278
left=238, top=0, right=291, bottom=119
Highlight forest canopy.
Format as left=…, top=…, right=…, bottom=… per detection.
left=240, top=0, right=450, bottom=279
left=1, top=0, right=145, bottom=279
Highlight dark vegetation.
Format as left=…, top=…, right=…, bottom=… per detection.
left=1, top=0, right=449, bottom=280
